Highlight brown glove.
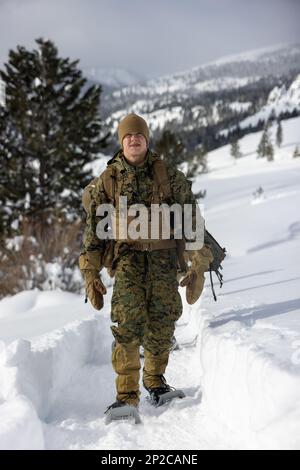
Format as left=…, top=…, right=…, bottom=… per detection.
left=79, top=252, right=106, bottom=311
left=180, top=245, right=213, bottom=305
left=83, top=270, right=107, bottom=310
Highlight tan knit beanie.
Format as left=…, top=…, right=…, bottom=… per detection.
left=117, top=113, right=150, bottom=146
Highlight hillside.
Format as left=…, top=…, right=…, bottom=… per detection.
left=100, top=44, right=300, bottom=153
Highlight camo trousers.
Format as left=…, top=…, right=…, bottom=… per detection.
left=111, top=248, right=182, bottom=355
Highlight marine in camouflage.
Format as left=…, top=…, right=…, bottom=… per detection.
left=80, top=148, right=208, bottom=406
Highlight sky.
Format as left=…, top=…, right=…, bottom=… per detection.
left=0, top=0, right=300, bottom=79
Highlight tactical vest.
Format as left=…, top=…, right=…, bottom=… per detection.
left=82, top=157, right=226, bottom=297
left=84, top=158, right=178, bottom=251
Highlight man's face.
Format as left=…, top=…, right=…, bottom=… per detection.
left=122, top=133, right=148, bottom=166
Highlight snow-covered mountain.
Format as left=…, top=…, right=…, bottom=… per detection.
left=83, top=66, right=146, bottom=90
left=101, top=44, right=300, bottom=144
left=1, top=117, right=300, bottom=450
left=238, top=73, right=300, bottom=129
left=111, top=43, right=300, bottom=99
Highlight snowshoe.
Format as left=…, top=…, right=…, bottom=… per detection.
left=104, top=400, right=141, bottom=425
left=147, top=387, right=185, bottom=407
left=144, top=376, right=185, bottom=407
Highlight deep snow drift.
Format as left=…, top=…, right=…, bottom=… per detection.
left=0, top=117, right=300, bottom=450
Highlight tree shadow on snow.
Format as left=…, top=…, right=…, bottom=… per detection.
left=220, top=276, right=300, bottom=296
left=247, top=221, right=300, bottom=253
left=224, top=270, right=277, bottom=284
left=209, top=297, right=300, bottom=328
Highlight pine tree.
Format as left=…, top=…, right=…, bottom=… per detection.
left=0, top=78, right=5, bottom=107
left=257, top=122, right=274, bottom=161
left=257, top=128, right=267, bottom=158
left=195, top=145, right=208, bottom=174
left=0, top=38, right=108, bottom=236
left=186, top=146, right=208, bottom=178
left=265, top=139, right=274, bottom=161
left=293, top=146, right=300, bottom=158
left=230, top=138, right=242, bottom=159
left=276, top=120, right=283, bottom=148
left=154, top=129, right=186, bottom=167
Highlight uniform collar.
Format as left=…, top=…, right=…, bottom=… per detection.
left=107, top=148, right=160, bottom=171
left=121, top=149, right=150, bottom=172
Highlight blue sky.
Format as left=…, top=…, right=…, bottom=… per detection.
left=0, top=0, right=299, bottom=78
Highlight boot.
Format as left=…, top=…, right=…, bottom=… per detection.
left=111, top=341, right=141, bottom=407
left=143, top=350, right=185, bottom=406
left=143, top=349, right=169, bottom=388
left=144, top=374, right=174, bottom=405
left=143, top=349, right=171, bottom=403
left=143, top=349, right=185, bottom=406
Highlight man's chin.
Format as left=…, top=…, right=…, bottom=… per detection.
left=129, top=152, right=143, bottom=159
left=124, top=152, right=147, bottom=165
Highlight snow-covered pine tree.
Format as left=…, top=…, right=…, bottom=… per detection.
left=257, top=122, right=274, bottom=161
left=154, top=129, right=186, bottom=167
left=230, top=138, right=242, bottom=159
left=0, top=38, right=108, bottom=237
left=293, top=146, right=300, bottom=158
left=276, top=120, right=283, bottom=148
left=194, top=145, right=208, bottom=174
left=265, top=139, right=274, bottom=161
left=0, top=78, right=5, bottom=107
left=257, top=127, right=267, bottom=158
left=186, top=145, right=208, bottom=178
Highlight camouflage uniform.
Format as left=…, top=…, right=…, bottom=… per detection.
left=82, top=149, right=198, bottom=405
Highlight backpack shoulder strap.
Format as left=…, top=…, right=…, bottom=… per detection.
left=101, top=165, right=122, bottom=202
left=152, top=158, right=188, bottom=271
left=82, top=164, right=120, bottom=213
left=82, top=177, right=97, bottom=212
left=101, top=165, right=118, bottom=202
left=152, top=159, right=173, bottom=202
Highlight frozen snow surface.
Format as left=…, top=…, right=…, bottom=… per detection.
left=0, top=117, right=300, bottom=450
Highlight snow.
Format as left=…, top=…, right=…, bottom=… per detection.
left=109, top=105, right=184, bottom=133
left=109, top=44, right=300, bottom=110
left=0, top=116, right=300, bottom=450
left=238, top=74, right=300, bottom=129
left=0, top=78, right=5, bottom=107
left=228, top=101, right=252, bottom=113
left=207, top=43, right=289, bottom=67
left=34, top=77, right=42, bottom=88
left=83, top=152, right=110, bottom=178
left=0, top=396, right=44, bottom=450
left=194, top=77, right=259, bottom=93
left=84, top=67, right=144, bottom=89
left=146, top=106, right=183, bottom=131
left=211, top=116, right=300, bottom=176
left=194, top=115, right=300, bottom=448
